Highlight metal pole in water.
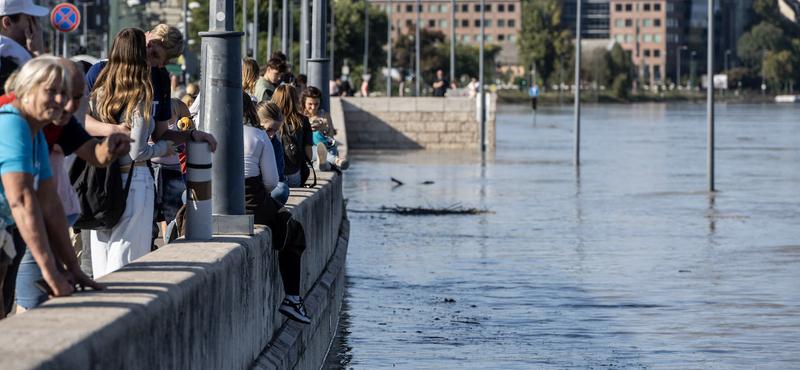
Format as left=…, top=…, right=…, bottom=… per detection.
left=478, top=0, right=485, bottom=152
left=200, top=0, right=245, bottom=216
left=707, top=0, right=715, bottom=192
left=415, top=0, right=420, bottom=96
left=574, top=0, right=581, bottom=167
left=532, top=60, right=536, bottom=126
left=387, top=0, right=392, bottom=97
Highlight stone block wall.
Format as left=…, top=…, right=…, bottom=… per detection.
left=0, top=172, right=347, bottom=370
left=335, top=96, right=496, bottom=151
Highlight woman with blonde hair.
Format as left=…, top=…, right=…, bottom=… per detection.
left=88, top=28, right=177, bottom=278
left=242, top=58, right=260, bottom=101
left=256, top=100, right=289, bottom=204
left=0, top=57, right=102, bottom=316
left=271, top=84, right=313, bottom=187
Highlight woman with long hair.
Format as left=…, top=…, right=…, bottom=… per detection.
left=298, top=86, right=348, bottom=171
left=243, top=96, right=310, bottom=324
left=256, top=100, right=289, bottom=205
left=271, top=84, right=313, bottom=187
left=88, top=28, right=177, bottom=278
left=242, top=58, right=260, bottom=101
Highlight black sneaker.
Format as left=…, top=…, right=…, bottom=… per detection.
left=279, top=297, right=311, bottom=324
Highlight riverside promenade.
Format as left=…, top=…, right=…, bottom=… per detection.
left=0, top=172, right=347, bottom=370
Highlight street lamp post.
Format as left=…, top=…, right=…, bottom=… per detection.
left=415, top=0, right=420, bottom=96
left=387, top=0, right=392, bottom=97
left=676, top=44, right=687, bottom=90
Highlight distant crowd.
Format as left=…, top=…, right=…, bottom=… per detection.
left=0, top=0, right=350, bottom=325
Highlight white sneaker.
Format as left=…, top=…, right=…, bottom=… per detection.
left=316, top=143, right=330, bottom=171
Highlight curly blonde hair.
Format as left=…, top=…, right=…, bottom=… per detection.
left=90, top=28, right=153, bottom=127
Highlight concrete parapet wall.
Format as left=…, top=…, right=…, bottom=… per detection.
left=337, top=96, right=496, bottom=150
left=0, top=172, right=346, bottom=370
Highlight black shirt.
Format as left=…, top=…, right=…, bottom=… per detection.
left=282, top=116, right=313, bottom=175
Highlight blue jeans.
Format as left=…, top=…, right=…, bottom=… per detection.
left=285, top=171, right=302, bottom=188
left=15, top=213, right=79, bottom=310
left=271, top=182, right=290, bottom=205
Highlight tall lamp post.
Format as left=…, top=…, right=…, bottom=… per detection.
left=387, top=0, right=392, bottom=97
left=676, top=44, right=687, bottom=90
left=706, top=0, right=715, bottom=193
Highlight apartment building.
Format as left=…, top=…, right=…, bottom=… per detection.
left=609, top=0, right=688, bottom=87
left=370, top=0, right=522, bottom=67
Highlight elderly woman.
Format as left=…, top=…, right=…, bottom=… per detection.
left=0, top=57, right=102, bottom=318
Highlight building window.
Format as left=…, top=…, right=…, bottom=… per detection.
left=498, top=34, right=505, bottom=41
left=655, top=3, right=661, bottom=11
left=419, top=5, right=423, bottom=12
left=644, top=34, right=652, bottom=42
left=475, top=20, right=481, bottom=27
left=429, top=20, right=435, bottom=27
left=644, top=49, right=651, bottom=57
left=615, top=19, right=623, bottom=27
left=429, top=5, right=437, bottom=13
left=644, top=3, right=651, bottom=11
left=461, top=4, right=468, bottom=12
left=397, top=4, right=401, bottom=12
left=654, top=34, right=662, bottom=42
left=625, top=34, right=633, bottom=42
left=406, top=4, right=412, bottom=12
left=474, top=4, right=480, bottom=12
left=406, top=19, right=412, bottom=26
left=498, top=4, right=505, bottom=12
left=667, top=3, right=674, bottom=12
left=616, top=4, right=622, bottom=11
left=654, top=19, right=661, bottom=27
left=485, top=20, right=493, bottom=27
left=377, top=5, right=383, bottom=11
left=487, top=35, right=493, bottom=41
left=462, top=35, right=470, bottom=41
left=508, top=4, right=515, bottom=11
left=625, top=19, right=632, bottom=27
left=654, top=50, right=660, bottom=57
left=462, top=19, right=468, bottom=27
left=440, top=4, right=447, bottom=12
left=509, top=35, right=516, bottom=41
left=498, top=19, right=506, bottom=27
left=644, top=19, right=651, bottom=27
left=616, top=34, right=624, bottom=42
left=625, top=4, right=632, bottom=11
left=486, top=4, right=491, bottom=11
left=440, top=20, right=447, bottom=27
left=475, top=35, right=481, bottom=41
left=419, top=20, right=424, bottom=27
left=508, top=19, right=515, bottom=27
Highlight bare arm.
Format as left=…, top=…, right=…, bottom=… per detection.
left=84, top=113, right=130, bottom=137
left=153, top=120, right=218, bottom=152
left=324, top=111, right=336, bottom=136
left=2, top=173, right=73, bottom=296
left=72, top=134, right=134, bottom=167
left=37, top=178, right=103, bottom=290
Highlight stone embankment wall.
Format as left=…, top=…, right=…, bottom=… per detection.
left=0, top=172, right=347, bottom=370
left=333, top=96, right=496, bottom=151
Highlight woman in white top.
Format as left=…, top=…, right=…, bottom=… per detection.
left=241, top=95, right=311, bottom=324
left=88, top=28, right=177, bottom=278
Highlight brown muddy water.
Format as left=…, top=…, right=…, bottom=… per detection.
left=324, top=103, right=800, bottom=369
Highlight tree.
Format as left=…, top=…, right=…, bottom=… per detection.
left=737, top=22, right=785, bottom=70
left=764, top=50, right=793, bottom=92
left=517, top=0, right=573, bottom=87
left=332, top=0, right=388, bottom=77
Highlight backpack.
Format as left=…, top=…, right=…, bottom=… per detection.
left=280, top=131, right=316, bottom=188
left=69, top=156, right=134, bottom=230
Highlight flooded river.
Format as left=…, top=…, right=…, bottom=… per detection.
left=325, top=103, right=800, bottom=369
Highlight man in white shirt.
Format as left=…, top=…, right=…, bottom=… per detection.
left=0, top=0, right=46, bottom=94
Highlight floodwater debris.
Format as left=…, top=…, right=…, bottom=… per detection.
left=349, top=203, right=493, bottom=216
left=391, top=177, right=404, bottom=186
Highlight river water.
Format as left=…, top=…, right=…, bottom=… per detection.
left=325, top=103, right=800, bottom=369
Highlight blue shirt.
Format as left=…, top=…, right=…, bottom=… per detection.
left=0, top=105, right=53, bottom=228
left=270, top=135, right=285, bottom=182
left=85, top=61, right=172, bottom=123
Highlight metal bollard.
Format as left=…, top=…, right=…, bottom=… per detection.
left=185, top=140, right=213, bottom=240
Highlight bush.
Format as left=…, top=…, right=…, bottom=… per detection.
left=611, top=74, right=629, bottom=100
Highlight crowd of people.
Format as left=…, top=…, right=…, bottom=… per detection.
left=0, top=0, right=350, bottom=324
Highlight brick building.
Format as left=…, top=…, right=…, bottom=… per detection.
left=369, top=0, right=523, bottom=75
left=609, top=0, right=688, bottom=87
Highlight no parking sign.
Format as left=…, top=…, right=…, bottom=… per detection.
left=51, top=3, right=80, bottom=33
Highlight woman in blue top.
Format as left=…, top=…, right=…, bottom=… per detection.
left=0, top=57, right=103, bottom=317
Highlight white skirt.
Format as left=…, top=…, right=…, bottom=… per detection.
left=90, top=166, right=154, bottom=279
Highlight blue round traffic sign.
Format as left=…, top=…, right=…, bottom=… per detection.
left=528, top=86, right=540, bottom=98
left=51, top=3, right=80, bottom=33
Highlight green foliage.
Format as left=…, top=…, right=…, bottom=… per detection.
left=764, top=50, right=793, bottom=90
left=611, top=74, right=630, bottom=100
left=333, top=0, right=389, bottom=77
left=737, top=22, right=785, bottom=70
left=727, top=67, right=761, bottom=89
left=517, top=0, right=573, bottom=87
